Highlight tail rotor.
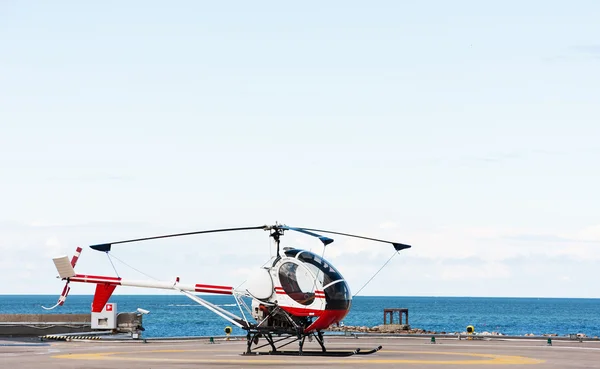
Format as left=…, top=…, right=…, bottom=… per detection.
left=42, top=247, right=82, bottom=310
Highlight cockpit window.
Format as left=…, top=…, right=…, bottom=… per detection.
left=295, top=251, right=344, bottom=286
left=278, top=262, right=315, bottom=305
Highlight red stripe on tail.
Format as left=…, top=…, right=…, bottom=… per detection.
left=195, top=283, right=233, bottom=290
left=58, top=285, right=70, bottom=306
left=74, top=274, right=122, bottom=282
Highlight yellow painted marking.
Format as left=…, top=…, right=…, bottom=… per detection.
left=52, top=348, right=545, bottom=365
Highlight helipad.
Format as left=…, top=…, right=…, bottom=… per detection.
left=3, top=336, right=600, bottom=368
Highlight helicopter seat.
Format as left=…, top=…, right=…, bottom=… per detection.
left=286, top=292, right=315, bottom=306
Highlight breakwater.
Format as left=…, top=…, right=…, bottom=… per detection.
left=327, top=324, right=596, bottom=339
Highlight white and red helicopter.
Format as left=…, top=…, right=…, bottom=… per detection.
left=45, top=224, right=411, bottom=356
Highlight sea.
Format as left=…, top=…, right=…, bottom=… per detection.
left=1, top=295, right=598, bottom=338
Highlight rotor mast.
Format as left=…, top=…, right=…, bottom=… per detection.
left=269, top=226, right=285, bottom=256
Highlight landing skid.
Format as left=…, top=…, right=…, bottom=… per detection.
left=356, top=345, right=383, bottom=355
left=255, top=350, right=357, bottom=357
left=252, top=346, right=382, bottom=357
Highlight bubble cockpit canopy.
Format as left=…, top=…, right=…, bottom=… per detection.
left=280, top=248, right=351, bottom=310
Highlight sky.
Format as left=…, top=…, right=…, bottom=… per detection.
left=1, top=1, right=599, bottom=298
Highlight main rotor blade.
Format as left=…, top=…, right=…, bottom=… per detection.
left=278, top=225, right=334, bottom=246
left=89, top=225, right=268, bottom=252
left=292, top=227, right=411, bottom=251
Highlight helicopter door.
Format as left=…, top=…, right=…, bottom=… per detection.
left=278, top=262, right=318, bottom=306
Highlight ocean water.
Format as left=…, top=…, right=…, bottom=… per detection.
left=1, top=295, right=598, bottom=338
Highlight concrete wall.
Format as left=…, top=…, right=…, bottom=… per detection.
left=0, top=314, right=90, bottom=336
left=0, top=313, right=143, bottom=336
left=0, top=314, right=90, bottom=323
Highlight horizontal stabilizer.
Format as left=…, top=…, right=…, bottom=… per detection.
left=53, top=256, right=76, bottom=279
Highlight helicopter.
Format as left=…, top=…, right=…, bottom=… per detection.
left=45, top=224, right=411, bottom=356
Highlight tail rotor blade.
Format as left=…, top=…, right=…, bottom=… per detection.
left=70, top=247, right=82, bottom=267
left=43, top=246, right=81, bottom=310
left=42, top=282, right=71, bottom=310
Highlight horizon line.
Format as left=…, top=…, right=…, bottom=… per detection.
left=1, top=294, right=599, bottom=299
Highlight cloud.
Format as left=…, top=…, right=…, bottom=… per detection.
left=380, top=223, right=600, bottom=264
left=545, top=45, right=600, bottom=63
left=572, top=45, right=600, bottom=57
left=461, top=150, right=566, bottom=166
left=439, top=262, right=511, bottom=281
left=471, top=152, right=524, bottom=164
left=2, top=219, right=600, bottom=297
left=318, top=223, right=518, bottom=263
left=502, top=234, right=596, bottom=243
left=574, top=224, right=600, bottom=240
left=43, top=236, right=68, bottom=258
left=47, top=174, right=134, bottom=182
left=0, top=221, right=176, bottom=293
left=379, top=221, right=398, bottom=230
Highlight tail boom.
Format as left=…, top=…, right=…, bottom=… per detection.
left=68, top=274, right=234, bottom=313
left=48, top=247, right=235, bottom=316
left=68, top=274, right=234, bottom=295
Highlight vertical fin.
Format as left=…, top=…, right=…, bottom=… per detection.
left=92, top=284, right=117, bottom=312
